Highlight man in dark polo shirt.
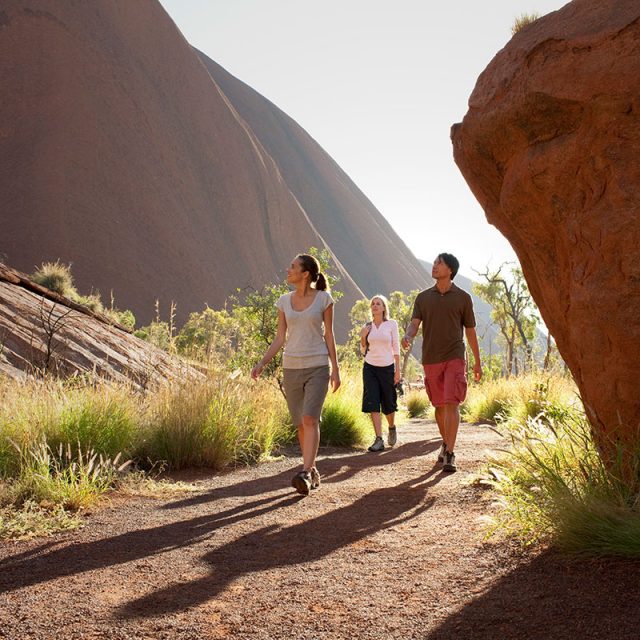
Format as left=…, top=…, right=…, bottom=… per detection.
left=401, top=253, right=482, bottom=472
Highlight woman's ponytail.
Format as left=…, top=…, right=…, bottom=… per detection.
left=315, top=272, right=328, bottom=291
left=296, top=253, right=330, bottom=291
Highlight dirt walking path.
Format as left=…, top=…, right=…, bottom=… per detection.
left=1, top=419, right=639, bottom=640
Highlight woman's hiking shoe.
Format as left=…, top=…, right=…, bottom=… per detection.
left=438, top=442, right=447, bottom=463
left=368, top=436, right=385, bottom=452
left=309, top=467, right=321, bottom=489
left=443, top=451, right=457, bottom=472
left=291, top=470, right=312, bottom=495
left=387, top=427, right=397, bottom=447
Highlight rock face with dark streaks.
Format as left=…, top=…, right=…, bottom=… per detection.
left=0, top=1, right=433, bottom=340
left=452, top=0, right=640, bottom=457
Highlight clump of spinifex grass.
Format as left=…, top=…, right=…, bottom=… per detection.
left=139, top=374, right=291, bottom=470
left=404, top=390, right=430, bottom=418
left=0, top=439, right=130, bottom=540
left=0, top=379, right=141, bottom=476
left=31, top=260, right=78, bottom=298
left=485, top=408, right=640, bottom=557
left=462, top=374, right=577, bottom=425
left=511, top=12, right=541, bottom=35
left=5, top=440, right=130, bottom=511
left=0, top=374, right=292, bottom=538
left=320, top=374, right=369, bottom=447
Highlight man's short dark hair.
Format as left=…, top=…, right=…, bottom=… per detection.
left=438, top=253, right=459, bottom=280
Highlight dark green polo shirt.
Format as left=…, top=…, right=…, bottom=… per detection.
left=411, top=283, right=476, bottom=365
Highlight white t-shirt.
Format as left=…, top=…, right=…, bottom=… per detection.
left=364, top=319, right=400, bottom=367
left=276, top=290, right=334, bottom=369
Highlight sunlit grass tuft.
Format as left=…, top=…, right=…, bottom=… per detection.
left=404, top=390, right=430, bottom=418
left=320, top=375, right=369, bottom=447
left=140, top=375, right=291, bottom=470
left=31, top=260, right=77, bottom=298
left=485, top=407, right=640, bottom=557
left=5, top=440, right=130, bottom=511
left=512, top=12, right=541, bottom=35
left=0, top=500, right=83, bottom=540
left=462, top=374, right=576, bottom=425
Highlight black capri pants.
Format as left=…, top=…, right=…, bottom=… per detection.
left=362, top=362, right=397, bottom=415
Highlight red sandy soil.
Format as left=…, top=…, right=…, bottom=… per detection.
left=1, top=419, right=639, bottom=640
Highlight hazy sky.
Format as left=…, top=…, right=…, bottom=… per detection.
left=158, top=0, right=568, bottom=278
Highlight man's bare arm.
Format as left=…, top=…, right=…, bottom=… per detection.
left=401, top=318, right=421, bottom=350
left=464, top=326, right=482, bottom=382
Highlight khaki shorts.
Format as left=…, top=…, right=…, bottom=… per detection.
left=283, top=365, right=330, bottom=426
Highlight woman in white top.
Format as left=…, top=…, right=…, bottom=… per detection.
left=360, top=294, right=400, bottom=452
left=251, top=254, right=341, bottom=495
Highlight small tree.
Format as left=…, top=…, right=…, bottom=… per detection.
left=344, top=297, right=371, bottom=363
left=230, top=283, right=289, bottom=394
left=31, top=299, right=76, bottom=376
left=389, top=289, right=421, bottom=380
left=175, top=306, right=241, bottom=366
left=473, top=263, right=538, bottom=376
left=307, top=246, right=343, bottom=302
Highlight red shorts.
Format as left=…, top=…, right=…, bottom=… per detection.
left=423, top=358, right=467, bottom=407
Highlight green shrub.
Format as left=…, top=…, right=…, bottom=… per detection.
left=404, top=390, right=430, bottom=418
left=106, top=308, right=136, bottom=330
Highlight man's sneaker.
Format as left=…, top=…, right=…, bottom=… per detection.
left=438, top=442, right=447, bottom=463
left=443, top=451, right=457, bottom=473
left=291, top=470, right=311, bottom=495
left=368, top=436, right=385, bottom=452
left=309, top=467, right=321, bottom=489
left=387, top=427, right=397, bottom=447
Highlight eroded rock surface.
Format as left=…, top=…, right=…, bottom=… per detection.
left=0, top=264, right=200, bottom=387
left=452, top=0, right=640, bottom=451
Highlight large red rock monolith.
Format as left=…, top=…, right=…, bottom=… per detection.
left=452, top=0, right=640, bottom=465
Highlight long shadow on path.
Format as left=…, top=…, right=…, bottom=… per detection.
left=427, top=550, right=640, bottom=640
left=0, top=492, right=298, bottom=592
left=162, top=438, right=439, bottom=510
left=0, top=440, right=440, bottom=601
left=117, top=467, right=443, bottom=619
